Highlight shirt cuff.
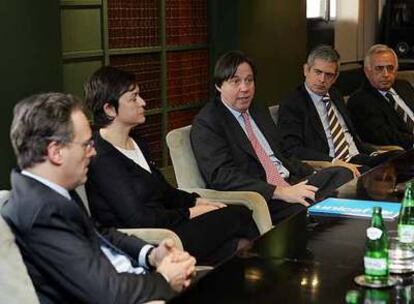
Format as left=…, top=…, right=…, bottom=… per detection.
left=139, top=244, right=155, bottom=269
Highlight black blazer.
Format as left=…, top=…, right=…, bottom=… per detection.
left=190, top=97, right=314, bottom=202
left=278, top=84, right=375, bottom=161
left=86, top=132, right=197, bottom=229
left=1, top=171, right=173, bottom=304
left=347, top=79, right=414, bottom=150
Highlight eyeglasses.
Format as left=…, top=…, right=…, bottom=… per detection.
left=71, top=139, right=95, bottom=151
left=373, top=65, right=396, bottom=74
left=226, top=76, right=255, bottom=88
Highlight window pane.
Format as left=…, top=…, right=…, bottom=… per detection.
left=306, top=0, right=336, bottom=20
left=307, top=0, right=325, bottom=19
left=330, top=0, right=336, bottom=20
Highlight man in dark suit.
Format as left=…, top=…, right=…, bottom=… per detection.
left=347, top=44, right=414, bottom=150
left=1, top=93, right=195, bottom=304
left=279, top=45, right=396, bottom=177
left=191, top=51, right=353, bottom=223
left=83, top=66, right=259, bottom=266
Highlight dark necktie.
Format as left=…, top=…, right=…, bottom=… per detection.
left=386, top=92, right=414, bottom=133
left=242, top=112, right=290, bottom=187
left=95, top=230, right=136, bottom=264
left=322, top=95, right=351, bottom=161
left=69, top=191, right=136, bottom=265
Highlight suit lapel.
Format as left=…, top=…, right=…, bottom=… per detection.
left=216, top=99, right=260, bottom=160
left=248, top=103, right=289, bottom=162
left=330, top=92, right=349, bottom=124
left=329, top=89, right=361, bottom=142
left=69, top=190, right=90, bottom=216
left=95, top=131, right=153, bottom=177
left=395, top=80, right=414, bottom=113
left=300, top=85, right=330, bottom=145
left=368, top=84, right=404, bottom=124
left=249, top=104, right=275, bottom=147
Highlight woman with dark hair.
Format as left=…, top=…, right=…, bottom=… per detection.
left=84, top=66, right=259, bottom=265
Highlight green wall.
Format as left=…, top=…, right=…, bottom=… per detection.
left=61, top=3, right=104, bottom=98
left=0, top=0, right=62, bottom=188
left=0, top=0, right=306, bottom=188
left=209, top=0, right=306, bottom=105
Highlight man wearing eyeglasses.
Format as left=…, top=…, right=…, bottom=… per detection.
left=347, top=44, right=414, bottom=150
left=191, top=51, right=353, bottom=224
left=1, top=93, right=196, bottom=303
left=278, top=45, right=395, bottom=177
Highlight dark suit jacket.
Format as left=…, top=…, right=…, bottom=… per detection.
left=190, top=97, right=314, bottom=202
left=1, top=171, right=173, bottom=304
left=347, top=79, right=414, bottom=150
left=278, top=84, right=375, bottom=161
left=86, top=131, right=197, bottom=229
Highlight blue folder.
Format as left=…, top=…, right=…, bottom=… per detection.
left=309, top=198, right=401, bottom=220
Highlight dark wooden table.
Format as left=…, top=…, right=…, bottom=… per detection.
left=169, top=151, right=414, bottom=304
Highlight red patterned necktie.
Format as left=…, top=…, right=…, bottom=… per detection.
left=322, top=95, right=351, bottom=161
left=242, top=112, right=290, bottom=187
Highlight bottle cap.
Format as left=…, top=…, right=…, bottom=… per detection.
left=373, top=206, right=382, bottom=214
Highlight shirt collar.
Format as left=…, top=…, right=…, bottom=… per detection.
left=21, top=170, right=72, bottom=201
left=220, top=98, right=250, bottom=119
left=304, top=83, right=327, bottom=103
left=378, top=88, right=396, bottom=97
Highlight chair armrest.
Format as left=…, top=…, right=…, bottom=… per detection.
left=0, top=190, right=11, bottom=207
left=119, top=229, right=213, bottom=272
left=302, top=160, right=333, bottom=170
left=118, top=228, right=183, bottom=251
left=181, top=188, right=273, bottom=235
left=302, top=145, right=403, bottom=169
left=370, top=144, right=404, bottom=152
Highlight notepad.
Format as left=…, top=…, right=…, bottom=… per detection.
left=309, top=198, right=401, bottom=220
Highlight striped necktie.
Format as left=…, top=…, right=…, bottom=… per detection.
left=322, top=94, right=351, bottom=161
left=386, top=92, right=414, bottom=133
left=242, top=112, right=290, bottom=187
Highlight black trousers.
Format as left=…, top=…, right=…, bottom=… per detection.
left=268, top=166, right=353, bottom=224
left=173, top=205, right=259, bottom=265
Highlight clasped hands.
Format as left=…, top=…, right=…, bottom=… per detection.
left=149, top=238, right=196, bottom=292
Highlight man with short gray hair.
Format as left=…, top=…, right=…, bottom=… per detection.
left=191, top=50, right=354, bottom=224
left=279, top=45, right=395, bottom=176
left=347, top=44, right=414, bottom=150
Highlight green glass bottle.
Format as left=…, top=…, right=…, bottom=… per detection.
left=364, top=206, right=389, bottom=284
left=345, top=290, right=361, bottom=304
left=398, top=182, right=414, bottom=244
left=363, top=289, right=390, bottom=304
left=396, top=285, right=413, bottom=304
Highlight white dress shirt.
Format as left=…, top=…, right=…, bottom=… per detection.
left=305, top=84, right=359, bottom=159
left=115, top=139, right=152, bottom=173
